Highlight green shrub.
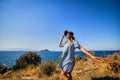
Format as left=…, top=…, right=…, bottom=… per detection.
left=12, top=51, right=41, bottom=70
left=40, top=60, right=56, bottom=76
left=75, top=55, right=82, bottom=61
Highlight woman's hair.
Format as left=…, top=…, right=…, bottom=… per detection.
left=69, top=32, right=74, bottom=36
left=69, top=31, right=75, bottom=40
left=72, top=36, right=75, bottom=40
left=64, top=30, right=75, bottom=41
left=64, top=30, right=68, bottom=36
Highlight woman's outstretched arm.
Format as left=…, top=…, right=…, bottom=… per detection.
left=78, top=46, right=101, bottom=61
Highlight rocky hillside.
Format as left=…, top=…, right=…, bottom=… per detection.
left=73, top=52, right=120, bottom=80
left=0, top=52, right=120, bottom=80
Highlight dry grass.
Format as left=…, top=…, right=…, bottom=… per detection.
left=0, top=65, right=40, bottom=80
left=0, top=52, right=120, bottom=80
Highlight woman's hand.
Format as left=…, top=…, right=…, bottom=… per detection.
left=91, top=56, right=101, bottom=61
left=61, top=30, right=68, bottom=39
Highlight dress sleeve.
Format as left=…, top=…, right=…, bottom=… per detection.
left=73, top=40, right=80, bottom=48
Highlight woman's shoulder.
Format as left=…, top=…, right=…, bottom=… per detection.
left=73, top=40, right=79, bottom=44
left=73, top=40, right=78, bottom=42
left=73, top=40, right=80, bottom=48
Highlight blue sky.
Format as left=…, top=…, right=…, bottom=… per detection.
left=0, top=0, right=120, bottom=51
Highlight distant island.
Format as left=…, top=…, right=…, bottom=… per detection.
left=41, top=49, right=50, bottom=52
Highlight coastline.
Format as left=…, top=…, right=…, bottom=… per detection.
left=0, top=52, right=120, bottom=80
left=0, top=50, right=120, bottom=68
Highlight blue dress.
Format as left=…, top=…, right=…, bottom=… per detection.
left=58, top=40, right=80, bottom=72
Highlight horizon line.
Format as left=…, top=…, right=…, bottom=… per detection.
left=0, top=49, right=120, bottom=51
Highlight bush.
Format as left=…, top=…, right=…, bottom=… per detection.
left=40, top=60, right=56, bottom=76
left=110, top=62, right=120, bottom=73
left=0, top=64, right=7, bottom=74
left=75, top=55, right=82, bottom=61
left=12, top=51, right=41, bottom=70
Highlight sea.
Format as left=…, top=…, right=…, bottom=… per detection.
left=0, top=50, right=119, bottom=68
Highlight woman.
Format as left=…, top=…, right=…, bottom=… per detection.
left=58, top=30, right=101, bottom=80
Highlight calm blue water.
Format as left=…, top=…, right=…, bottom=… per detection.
left=0, top=50, right=119, bottom=68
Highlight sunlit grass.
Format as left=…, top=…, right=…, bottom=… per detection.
left=0, top=52, right=120, bottom=80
